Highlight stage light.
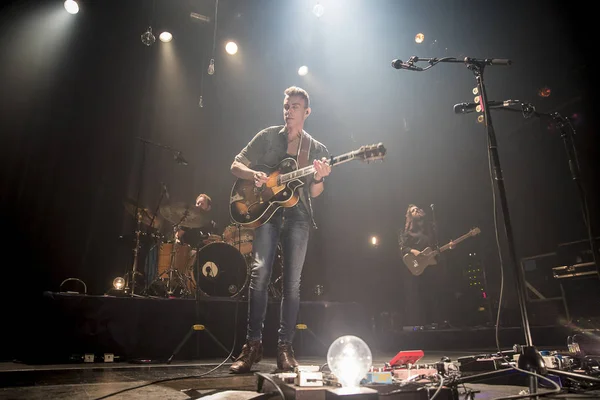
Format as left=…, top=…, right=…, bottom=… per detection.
left=298, top=65, right=308, bottom=76
left=313, top=3, right=325, bottom=18
left=225, top=41, right=238, bottom=55
left=64, top=0, right=79, bottom=14
left=538, top=86, right=551, bottom=98
left=141, top=27, right=156, bottom=46
left=415, top=33, right=424, bottom=44
left=113, top=277, right=125, bottom=290
left=208, top=58, right=215, bottom=75
left=327, top=335, right=372, bottom=389
left=314, top=285, right=324, bottom=296
left=370, top=236, right=379, bottom=248
left=159, top=32, right=173, bottom=42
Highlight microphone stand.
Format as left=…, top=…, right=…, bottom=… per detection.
left=467, top=58, right=545, bottom=397
left=429, top=204, right=447, bottom=326
left=516, top=106, right=599, bottom=280
left=430, top=204, right=440, bottom=250
left=140, top=185, right=168, bottom=295
left=136, top=137, right=189, bottom=166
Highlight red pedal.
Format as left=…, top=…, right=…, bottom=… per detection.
left=388, top=350, right=425, bottom=367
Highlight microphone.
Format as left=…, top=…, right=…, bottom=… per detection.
left=391, top=59, right=423, bottom=71
left=453, top=99, right=520, bottom=114
left=161, top=182, right=170, bottom=200
left=174, top=152, right=189, bottom=165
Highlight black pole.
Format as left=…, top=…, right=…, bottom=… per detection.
left=468, top=61, right=533, bottom=346
left=125, top=142, right=148, bottom=296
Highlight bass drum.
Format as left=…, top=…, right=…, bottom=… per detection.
left=192, top=242, right=249, bottom=298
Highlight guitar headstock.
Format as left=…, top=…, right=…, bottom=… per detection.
left=355, top=143, right=386, bottom=163
left=470, top=227, right=481, bottom=236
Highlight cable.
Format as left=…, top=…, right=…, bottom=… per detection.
left=429, top=374, right=444, bottom=400
left=93, top=297, right=241, bottom=400
left=255, top=372, right=287, bottom=400
left=211, top=0, right=218, bottom=58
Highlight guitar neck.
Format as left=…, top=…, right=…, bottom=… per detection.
left=439, top=232, right=475, bottom=252
left=278, top=152, right=357, bottom=184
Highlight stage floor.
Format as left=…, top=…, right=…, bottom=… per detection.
left=2, top=350, right=599, bottom=399
left=5, top=292, right=599, bottom=398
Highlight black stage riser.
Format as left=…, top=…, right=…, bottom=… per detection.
left=16, top=292, right=370, bottom=364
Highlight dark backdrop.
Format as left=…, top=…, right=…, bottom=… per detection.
left=1, top=0, right=597, bottom=360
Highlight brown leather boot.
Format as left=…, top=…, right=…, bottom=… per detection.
left=229, top=340, right=263, bottom=374
left=277, top=342, right=299, bottom=371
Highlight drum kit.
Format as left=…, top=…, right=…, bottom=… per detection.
left=122, top=198, right=283, bottom=299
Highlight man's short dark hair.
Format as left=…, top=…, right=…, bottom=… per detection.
left=284, top=86, right=310, bottom=108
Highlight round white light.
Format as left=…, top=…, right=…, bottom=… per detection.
left=225, top=41, right=238, bottom=55
left=159, top=32, right=173, bottom=42
left=64, top=0, right=79, bottom=14
left=113, top=277, right=125, bottom=290
left=313, top=3, right=324, bottom=18
left=327, top=335, right=372, bottom=388
left=298, top=65, right=309, bottom=76
left=371, top=236, right=378, bottom=246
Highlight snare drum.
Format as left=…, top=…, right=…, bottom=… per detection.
left=202, top=234, right=223, bottom=246
left=223, top=224, right=254, bottom=255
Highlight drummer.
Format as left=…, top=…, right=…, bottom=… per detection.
left=175, top=193, right=218, bottom=248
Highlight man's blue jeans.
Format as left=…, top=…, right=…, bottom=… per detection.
left=246, top=203, right=310, bottom=344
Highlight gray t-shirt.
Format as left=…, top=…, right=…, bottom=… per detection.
left=234, top=125, right=329, bottom=227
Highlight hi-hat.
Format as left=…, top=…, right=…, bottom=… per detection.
left=160, top=202, right=210, bottom=228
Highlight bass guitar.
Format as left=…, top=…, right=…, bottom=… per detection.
left=229, top=143, right=386, bottom=228
left=403, top=227, right=481, bottom=276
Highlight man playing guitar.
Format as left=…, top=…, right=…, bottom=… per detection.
left=229, top=86, right=331, bottom=374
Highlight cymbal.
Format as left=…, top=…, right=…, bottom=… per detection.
left=123, top=199, right=160, bottom=228
left=159, top=202, right=210, bottom=228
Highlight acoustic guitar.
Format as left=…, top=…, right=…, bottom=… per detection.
left=403, top=227, right=481, bottom=276
left=229, top=143, right=386, bottom=228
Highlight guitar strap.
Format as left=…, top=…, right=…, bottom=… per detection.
left=297, top=130, right=311, bottom=169
left=296, top=130, right=318, bottom=229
